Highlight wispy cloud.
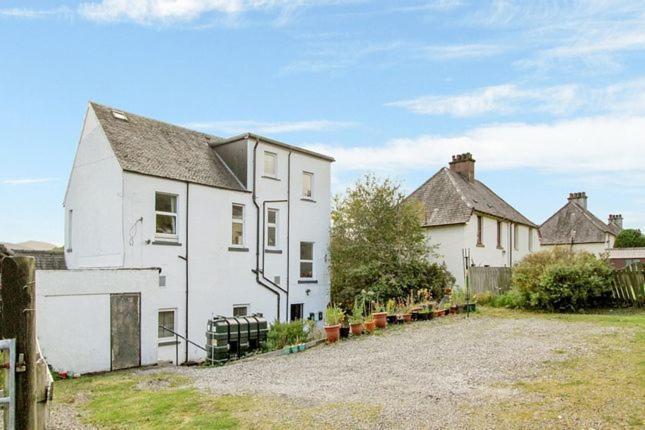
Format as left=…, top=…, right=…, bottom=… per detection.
left=185, top=119, right=358, bottom=134
left=1, top=178, right=57, bottom=185
left=309, top=115, right=645, bottom=185
left=419, top=43, right=505, bottom=60
left=0, top=7, right=73, bottom=19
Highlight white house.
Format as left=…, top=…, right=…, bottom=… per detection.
left=539, top=192, right=621, bottom=255
left=407, top=153, right=539, bottom=288
left=59, top=102, right=333, bottom=366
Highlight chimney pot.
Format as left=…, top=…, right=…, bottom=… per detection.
left=567, top=191, right=588, bottom=209
left=449, top=153, right=476, bottom=182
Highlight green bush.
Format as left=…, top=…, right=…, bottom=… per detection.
left=511, top=248, right=614, bottom=311
left=266, top=320, right=314, bottom=350
left=614, top=229, right=645, bottom=248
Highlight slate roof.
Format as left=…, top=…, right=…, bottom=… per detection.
left=90, top=102, right=246, bottom=191
left=539, top=201, right=618, bottom=245
left=12, top=250, right=67, bottom=270
left=407, top=167, right=536, bottom=228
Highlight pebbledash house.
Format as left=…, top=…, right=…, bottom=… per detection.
left=41, top=102, right=333, bottom=371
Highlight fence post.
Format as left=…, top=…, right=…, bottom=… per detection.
left=1, top=256, right=37, bottom=430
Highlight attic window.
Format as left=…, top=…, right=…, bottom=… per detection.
left=112, top=110, right=128, bottom=121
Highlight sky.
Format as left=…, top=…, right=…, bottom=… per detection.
left=1, top=0, right=644, bottom=245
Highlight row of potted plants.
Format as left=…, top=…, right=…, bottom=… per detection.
left=324, top=290, right=476, bottom=343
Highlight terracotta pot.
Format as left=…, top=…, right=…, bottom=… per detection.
left=432, top=310, right=440, bottom=318
left=373, top=312, right=387, bottom=329
left=402, top=313, right=412, bottom=323
left=324, top=324, right=341, bottom=343
left=364, top=320, right=376, bottom=333
left=350, top=323, right=363, bottom=336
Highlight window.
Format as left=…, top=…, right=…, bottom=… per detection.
left=158, top=310, right=175, bottom=340
left=155, top=193, right=177, bottom=237
left=66, top=209, right=73, bottom=252
left=159, top=275, right=166, bottom=287
left=528, top=228, right=533, bottom=251
left=290, top=304, right=304, bottom=321
left=514, top=224, right=520, bottom=250
left=302, top=172, right=313, bottom=199
left=266, top=209, right=278, bottom=248
left=231, top=204, right=244, bottom=246
left=496, top=220, right=502, bottom=248
left=264, top=151, right=277, bottom=177
left=476, top=215, right=483, bottom=246
left=233, top=305, right=248, bottom=317
left=300, top=242, right=314, bottom=278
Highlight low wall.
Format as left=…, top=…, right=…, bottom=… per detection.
left=35, top=268, right=160, bottom=374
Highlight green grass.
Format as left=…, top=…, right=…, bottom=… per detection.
left=470, top=306, right=645, bottom=428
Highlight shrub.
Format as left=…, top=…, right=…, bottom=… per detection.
left=511, top=248, right=614, bottom=311
left=614, top=229, right=645, bottom=248
left=267, top=320, right=314, bottom=350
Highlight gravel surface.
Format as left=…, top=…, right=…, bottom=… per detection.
left=175, top=314, right=612, bottom=429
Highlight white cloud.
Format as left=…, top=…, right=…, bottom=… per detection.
left=0, top=7, right=72, bottom=19
left=1, top=178, right=56, bottom=185
left=185, top=119, right=358, bottom=134
left=419, top=43, right=505, bottom=60
left=307, top=115, right=645, bottom=185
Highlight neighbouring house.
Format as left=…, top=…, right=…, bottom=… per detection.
left=40, top=101, right=333, bottom=371
left=12, top=249, right=67, bottom=270
left=539, top=192, right=621, bottom=255
left=407, top=153, right=539, bottom=289
left=607, top=247, right=645, bottom=269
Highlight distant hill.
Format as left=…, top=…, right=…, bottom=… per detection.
left=1, top=241, right=60, bottom=251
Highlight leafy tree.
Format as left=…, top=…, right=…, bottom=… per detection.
left=614, top=229, right=645, bottom=248
left=329, top=175, right=453, bottom=308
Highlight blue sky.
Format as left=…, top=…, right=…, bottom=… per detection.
left=1, top=0, right=644, bottom=245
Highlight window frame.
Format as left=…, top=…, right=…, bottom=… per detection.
left=231, top=203, right=245, bottom=247
left=302, top=171, right=314, bottom=199
left=266, top=208, right=279, bottom=249
left=263, top=151, right=278, bottom=178
left=476, top=215, right=484, bottom=246
left=299, top=241, right=314, bottom=279
left=155, top=192, right=179, bottom=241
left=528, top=227, right=533, bottom=251
left=233, top=305, right=249, bottom=317
left=496, top=220, right=502, bottom=249
left=158, top=309, right=176, bottom=342
left=514, top=224, right=520, bottom=250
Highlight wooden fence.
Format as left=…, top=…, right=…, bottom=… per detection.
left=612, top=267, right=644, bottom=306
left=468, top=267, right=512, bottom=295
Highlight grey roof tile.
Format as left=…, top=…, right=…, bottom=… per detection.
left=12, top=250, right=67, bottom=270
left=539, top=201, right=617, bottom=245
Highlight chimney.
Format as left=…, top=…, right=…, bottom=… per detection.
left=567, top=191, right=588, bottom=209
left=608, top=214, right=623, bottom=230
left=449, top=153, right=475, bottom=182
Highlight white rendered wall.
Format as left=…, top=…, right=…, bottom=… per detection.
left=425, top=224, right=467, bottom=288
left=541, top=242, right=611, bottom=256
left=64, top=106, right=124, bottom=269
left=35, top=269, right=159, bottom=374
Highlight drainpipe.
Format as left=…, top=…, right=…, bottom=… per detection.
left=184, top=182, right=189, bottom=363
left=251, top=137, right=285, bottom=321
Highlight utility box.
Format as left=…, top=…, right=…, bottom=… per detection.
left=205, top=315, right=268, bottom=365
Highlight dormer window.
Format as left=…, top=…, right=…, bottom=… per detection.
left=264, top=151, right=277, bottom=177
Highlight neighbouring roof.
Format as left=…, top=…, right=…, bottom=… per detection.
left=12, top=250, right=67, bottom=270
left=608, top=247, right=645, bottom=259
left=539, top=201, right=618, bottom=245
left=407, top=167, right=537, bottom=228
left=90, top=102, right=246, bottom=191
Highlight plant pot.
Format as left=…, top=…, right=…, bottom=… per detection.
left=450, top=305, right=457, bottom=315
left=373, top=312, right=388, bottom=329
left=350, top=323, right=363, bottom=336
left=419, top=312, right=430, bottom=321
left=465, top=303, right=476, bottom=312
left=402, top=313, right=412, bottom=323
left=324, top=324, right=341, bottom=343
left=298, top=343, right=306, bottom=352
left=340, top=326, right=350, bottom=338
left=411, top=311, right=420, bottom=321
left=432, top=310, right=440, bottom=318
left=386, top=315, right=397, bottom=324
left=290, top=345, right=299, bottom=353
left=364, top=320, right=376, bottom=333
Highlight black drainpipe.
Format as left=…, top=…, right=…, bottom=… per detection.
left=252, top=138, right=284, bottom=320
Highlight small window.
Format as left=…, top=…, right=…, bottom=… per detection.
left=155, top=193, right=178, bottom=237
left=300, top=242, right=314, bottom=278
left=231, top=204, right=244, bottom=246
left=266, top=209, right=278, bottom=248
left=111, top=110, right=128, bottom=121
left=476, top=215, right=483, bottom=246
left=159, top=275, right=166, bottom=287
left=290, top=303, right=304, bottom=321
left=66, top=209, right=73, bottom=252
left=528, top=227, right=533, bottom=251
left=158, top=310, right=175, bottom=340
left=496, top=220, right=502, bottom=248
left=302, top=172, right=313, bottom=198
left=514, top=224, right=520, bottom=250
left=264, top=151, right=277, bottom=177
left=233, top=305, right=248, bottom=317
left=274, top=275, right=281, bottom=285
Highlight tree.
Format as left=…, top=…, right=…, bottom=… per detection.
left=614, top=229, right=645, bottom=248
left=329, top=175, right=452, bottom=308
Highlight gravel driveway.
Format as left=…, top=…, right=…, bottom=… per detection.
left=176, top=314, right=611, bottom=429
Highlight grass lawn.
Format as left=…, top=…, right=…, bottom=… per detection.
left=52, top=307, right=644, bottom=429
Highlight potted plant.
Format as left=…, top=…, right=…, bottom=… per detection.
left=340, top=323, right=350, bottom=339
left=372, top=302, right=388, bottom=329
left=418, top=308, right=431, bottom=320
left=399, top=303, right=412, bottom=323
left=363, top=315, right=376, bottom=333
left=349, top=301, right=364, bottom=336
left=385, top=299, right=397, bottom=324
left=324, top=305, right=344, bottom=343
